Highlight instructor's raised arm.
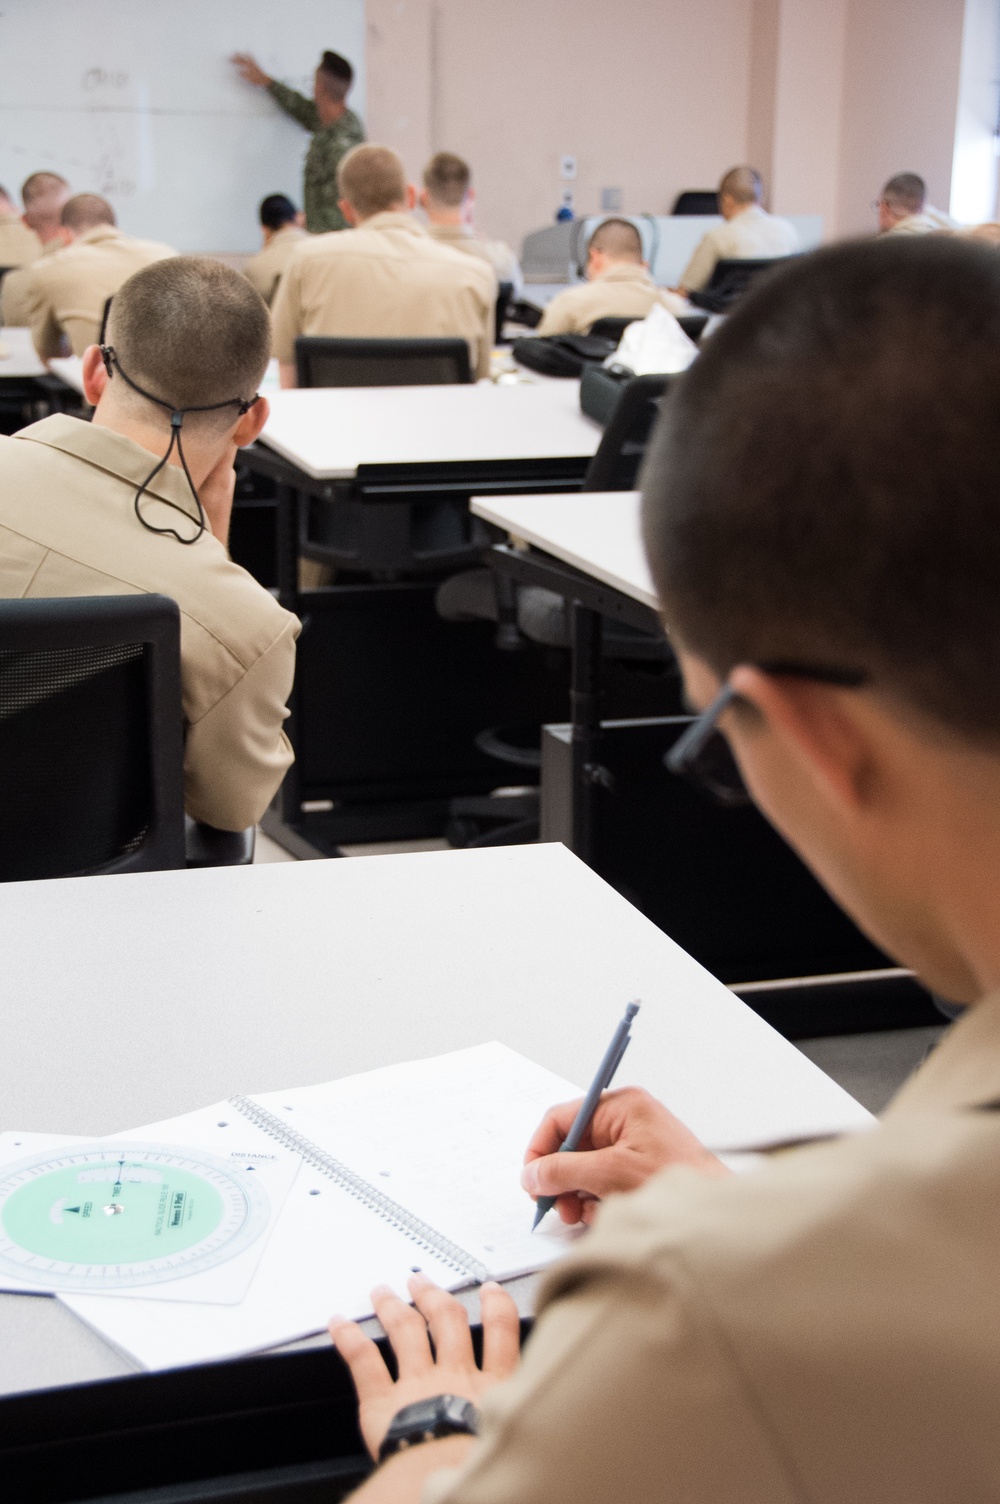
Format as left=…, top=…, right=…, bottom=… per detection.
left=231, top=53, right=273, bottom=90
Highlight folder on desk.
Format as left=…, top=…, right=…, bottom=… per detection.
left=56, top=1043, right=584, bottom=1370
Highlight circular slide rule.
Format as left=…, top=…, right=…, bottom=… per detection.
left=0, top=1143, right=270, bottom=1290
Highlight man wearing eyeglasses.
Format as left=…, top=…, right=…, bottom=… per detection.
left=326, top=235, right=1000, bottom=1502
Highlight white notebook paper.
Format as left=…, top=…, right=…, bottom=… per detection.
left=61, top=1043, right=584, bottom=1370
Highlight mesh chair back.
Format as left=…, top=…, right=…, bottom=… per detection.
left=582, top=373, right=669, bottom=492
left=671, top=191, right=719, bottom=216
left=295, top=336, right=472, bottom=388
left=0, top=595, right=185, bottom=881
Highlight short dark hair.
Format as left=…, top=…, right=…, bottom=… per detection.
left=423, top=152, right=471, bottom=207
left=882, top=172, right=925, bottom=213
left=641, top=236, right=1000, bottom=742
left=62, top=193, right=115, bottom=231
left=589, top=217, right=643, bottom=260
left=259, top=193, right=298, bottom=231
left=317, top=49, right=353, bottom=101
left=107, top=257, right=270, bottom=430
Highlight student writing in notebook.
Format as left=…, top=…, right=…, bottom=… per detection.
left=329, top=236, right=1000, bottom=1500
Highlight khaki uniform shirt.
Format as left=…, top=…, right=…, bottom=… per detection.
left=538, top=264, right=676, bottom=336
left=426, top=223, right=523, bottom=296
left=0, top=416, right=299, bottom=830
left=429, top=993, right=1000, bottom=1503
left=267, top=82, right=365, bottom=234
left=0, top=212, right=42, bottom=270
left=887, top=205, right=956, bottom=236
left=271, top=212, right=496, bottom=380
left=679, top=204, right=799, bottom=293
left=243, top=224, right=309, bottom=307
left=1, top=236, right=60, bottom=328
left=24, top=224, right=176, bottom=358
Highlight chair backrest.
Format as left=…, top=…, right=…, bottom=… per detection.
left=707, top=256, right=783, bottom=292
left=676, top=313, right=709, bottom=343
left=671, top=190, right=719, bottom=216
left=588, top=315, right=641, bottom=343
left=0, top=595, right=186, bottom=881
left=582, top=373, right=669, bottom=492
left=295, top=336, right=472, bottom=388
left=495, top=281, right=514, bottom=344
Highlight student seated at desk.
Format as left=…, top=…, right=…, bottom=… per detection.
left=0, top=257, right=299, bottom=832
left=328, top=236, right=1000, bottom=1501
left=23, top=193, right=175, bottom=358
left=0, top=171, right=70, bottom=327
left=0, top=183, right=42, bottom=272
left=243, top=193, right=308, bottom=308
left=421, top=151, right=523, bottom=295
left=876, top=172, right=956, bottom=236
left=538, top=217, right=684, bottom=335
left=271, top=144, right=496, bottom=384
left=674, top=165, right=798, bottom=297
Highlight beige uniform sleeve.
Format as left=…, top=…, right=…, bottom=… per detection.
left=678, top=231, right=721, bottom=294
left=26, top=277, right=65, bottom=360
left=425, top=1189, right=800, bottom=1504
left=183, top=614, right=299, bottom=830
left=537, top=288, right=584, bottom=336
left=270, top=258, right=303, bottom=366
left=1, top=264, right=36, bottom=327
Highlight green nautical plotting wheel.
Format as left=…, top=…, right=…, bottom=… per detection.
left=0, top=1143, right=271, bottom=1290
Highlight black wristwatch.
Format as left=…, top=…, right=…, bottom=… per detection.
left=378, top=1394, right=480, bottom=1463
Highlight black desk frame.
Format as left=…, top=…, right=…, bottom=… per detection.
left=237, top=445, right=590, bottom=857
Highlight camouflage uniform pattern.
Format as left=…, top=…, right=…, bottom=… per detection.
left=267, top=82, right=365, bottom=234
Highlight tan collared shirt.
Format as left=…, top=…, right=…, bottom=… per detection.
left=679, top=204, right=799, bottom=293
left=243, top=225, right=309, bottom=307
left=0, top=416, right=299, bottom=830
left=887, top=205, right=956, bottom=236
left=1, top=236, right=59, bottom=328
left=270, top=212, right=496, bottom=380
left=537, top=264, right=678, bottom=336
left=429, top=994, right=1000, bottom=1503
left=426, top=223, right=523, bottom=297
left=0, top=212, right=42, bottom=271
left=24, top=224, right=176, bottom=358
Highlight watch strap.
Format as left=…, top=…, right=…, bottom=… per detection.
left=378, top=1394, right=480, bottom=1464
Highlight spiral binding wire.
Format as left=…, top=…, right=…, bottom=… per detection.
left=230, top=1095, right=488, bottom=1283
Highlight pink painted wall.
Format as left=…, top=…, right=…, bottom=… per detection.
left=365, top=0, right=973, bottom=248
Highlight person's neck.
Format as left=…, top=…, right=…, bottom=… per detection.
left=426, top=206, right=464, bottom=227
left=91, top=403, right=220, bottom=490
left=354, top=204, right=408, bottom=226
left=316, top=96, right=347, bottom=126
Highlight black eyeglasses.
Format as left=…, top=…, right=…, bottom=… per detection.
left=666, top=663, right=869, bottom=807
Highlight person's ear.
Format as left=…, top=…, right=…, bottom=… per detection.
left=418, top=187, right=428, bottom=212
left=405, top=183, right=417, bottom=211
left=294, top=210, right=306, bottom=228
left=339, top=197, right=358, bottom=227
left=233, top=395, right=269, bottom=449
left=587, top=246, right=603, bottom=277
left=728, top=665, right=872, bottom=811
left=81, top=344, right=109, bottom=407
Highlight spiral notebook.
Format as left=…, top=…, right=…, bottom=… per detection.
left=60, top=1043, right=584, bottom=1370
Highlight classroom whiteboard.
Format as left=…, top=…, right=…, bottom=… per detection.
left=0, top=0, right=365, bottom=253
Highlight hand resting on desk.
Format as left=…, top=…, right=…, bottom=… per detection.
left=521, top=1086, right=729, bottom=1226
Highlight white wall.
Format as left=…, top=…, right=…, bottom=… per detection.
left=950, top=0, right=1000, bottom=223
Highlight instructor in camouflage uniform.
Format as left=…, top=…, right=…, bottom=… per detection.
left=231, top=51, right=365, bottom=234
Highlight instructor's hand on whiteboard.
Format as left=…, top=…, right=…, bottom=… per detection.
left=521, top=1087, right=729, bottom=1226
left=330, top=1275, right=520, bottom=1460
left=231, top=53, right=273, bottom=89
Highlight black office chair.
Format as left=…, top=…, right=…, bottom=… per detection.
left=589, top=313, right=709, bottom=351
left=687, top=256, right=788, bottom=313
left=0, top=595, right=254, bottom=882
left=671, top=191, right=719, bottom=216
left=588, top=315, right=641, bottom=343
left=495, top=281, right=514, bottom=344
left=295, top=336, right=472, bottom=389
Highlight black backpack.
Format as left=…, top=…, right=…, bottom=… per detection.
left=512, top=332, right=618, bottom=378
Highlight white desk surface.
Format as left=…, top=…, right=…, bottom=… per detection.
left=0, top=325, right=46, bottom=379
left=0, top=844, right=870, bottom=1395
left=472, top=490, right=658, bottom=611
left=258, top=380, right=601, bottom=480
left=49, top=354, right=282, bottom=399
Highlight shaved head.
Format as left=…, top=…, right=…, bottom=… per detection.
left=338, top=144, right=408, bottom=220
left=20, top=171, right=70, bottom=236
left=62, top=193, right=115, bottom=233
left=719, top=166, right=764, bottom=206
left=882, top=173, right=926, bottom=214
left=106, top=257, right=270, bottom=432
left=423, top=152, right=471, bottom=208
left=589, top=217, right=643, bottom=262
